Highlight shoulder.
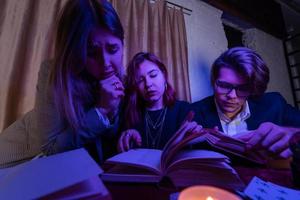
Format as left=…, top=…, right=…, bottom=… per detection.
left=173, top=100, right=190, bottom=108
left=168, top=100, right=190, bottom=112
left=167, top=100, right=191, bottom=118
left=191, top=95, right=214, bottom=110
left=249, top=92, right=286, bottom=105
left=261, top=92, right=284, bottom=100
left=247, top=92, right=290, bottom=115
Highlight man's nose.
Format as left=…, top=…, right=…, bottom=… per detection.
left=227, top=88, right=238, bottom=98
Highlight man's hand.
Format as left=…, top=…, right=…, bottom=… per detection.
left=235, top=122, right=300, bottom=159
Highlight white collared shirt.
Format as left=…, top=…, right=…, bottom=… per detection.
left=215, top=100, right=251, bottom=137
left=95, top=107, right=111, bottom=127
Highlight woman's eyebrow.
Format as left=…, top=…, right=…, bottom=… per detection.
left=147, top=69, right=158, bottom=75
left=107, top=41, right=120, bottom=46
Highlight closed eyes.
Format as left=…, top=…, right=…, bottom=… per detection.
left=136, top=70, right=159, bottom=85
left=87, top=42, right=120, bottom=57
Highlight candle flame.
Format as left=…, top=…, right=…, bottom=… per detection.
left=206, top=196, right=214, bottom=200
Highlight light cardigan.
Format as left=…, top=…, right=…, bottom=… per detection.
left=0, top=61, right=118, bottom=168
left=0, top=110, right=42, bottom=168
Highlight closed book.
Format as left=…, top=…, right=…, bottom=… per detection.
left=0, top=148, right=110, bottom=200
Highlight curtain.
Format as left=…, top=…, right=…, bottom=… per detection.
left=0, top=0, right=68, bottom=131
left=0, top=0, right=190, bottom=131
left=111, top=0, right=191, bottom=102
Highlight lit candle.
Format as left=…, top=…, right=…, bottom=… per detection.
left=178, top=185, right=241, bottom=200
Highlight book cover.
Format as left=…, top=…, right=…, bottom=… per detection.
left=0, top=148, right=110, bottom=199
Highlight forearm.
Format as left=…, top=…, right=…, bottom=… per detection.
left=41, top=108, right=118, bottom=155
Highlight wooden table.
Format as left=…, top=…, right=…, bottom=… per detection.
left=104, top=166, right=297, bottom=200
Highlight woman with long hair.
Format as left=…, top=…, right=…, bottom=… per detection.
left=38, top=0, right=125, bottom=163
left=0, top=0, right=124, bottom=167
left=118, top=52, right=201, bottom=151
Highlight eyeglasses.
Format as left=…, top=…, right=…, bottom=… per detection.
left=215, top=80, right=250, bottom=97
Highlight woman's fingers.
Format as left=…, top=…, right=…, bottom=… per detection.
left=193, top=124, right=203, bottom=134
left=124, top=131, right=131, bottom=151
left=97, top=75, right=124, bottom=115
left=213, top=126, right=219, bottom=131
left=186, top=121, right=203, bottom=134
left=117, top=132, right=126, bottom=152
left=119, top=130, right=142, bottom=152
left=100, top=75, right=124, bottom=93
left=131, top=130, right=142, bottom=146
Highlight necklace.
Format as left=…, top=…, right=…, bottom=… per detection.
left=145, top=107, right=167, bottom=148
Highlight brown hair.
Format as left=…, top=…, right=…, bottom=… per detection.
left=211, top=47, right=270, bottom=97
left=49, top=0, right=124, bottom=130
left=124, top=52, right=176, bottom=128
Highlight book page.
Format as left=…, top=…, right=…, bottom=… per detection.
left=170, top=149, right=228, bottom=162
left=166, top=150, right=229, bottom=172
left=161, top=130, right=210, bottom=170
left=104, top=149, right=162, bottom=174
left=101, top=166, right=161, bottom=183
left=175, top=128, right=267, bottom=164
left=204, top=135, right=267, bottom=164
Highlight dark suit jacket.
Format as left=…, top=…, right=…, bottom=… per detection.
left=191, top=92, right=300, bottom=131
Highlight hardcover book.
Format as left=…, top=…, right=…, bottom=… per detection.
left=0, top=148, right=110, bottom=200
left=101, top=127, right=254, bottom=190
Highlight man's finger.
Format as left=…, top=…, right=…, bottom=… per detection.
left=247, top=126, right=270, bottom=147
left=269, top=135, right=290, bottom=154
left=261, top=130, right=283, bottom=148
left=279, top=148, right=292, bottom=159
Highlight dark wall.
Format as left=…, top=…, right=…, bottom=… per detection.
left=202, top=0, right=286, bottom=39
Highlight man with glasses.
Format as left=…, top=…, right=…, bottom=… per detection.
left=192, top=47, right=300, bottom=159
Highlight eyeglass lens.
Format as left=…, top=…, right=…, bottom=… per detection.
left=216, top=80, right=250, bottom=97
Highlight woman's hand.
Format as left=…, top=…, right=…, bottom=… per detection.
left=180, top=121, right=203, bottom=135
left=117, top=129, right=142, bottom=152
left=170, top=111, right=202, bottom=144
left=96, top=75, right=124, bottom=119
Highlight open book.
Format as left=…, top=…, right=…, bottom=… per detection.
left=101, top=127, right=246, bottom=190
left=184, top=128, right=268, bottom=165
